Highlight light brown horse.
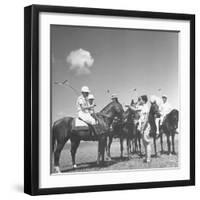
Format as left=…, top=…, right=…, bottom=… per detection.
left=51, top=101, right=124, bottom=173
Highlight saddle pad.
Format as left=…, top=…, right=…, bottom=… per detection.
left=72, top=118, right=89, bottom=131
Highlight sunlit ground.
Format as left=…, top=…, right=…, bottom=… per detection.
left=56, top=135, right=178, bottom=173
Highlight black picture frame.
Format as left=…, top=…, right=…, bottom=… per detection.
left=24, top=4, right=195, bottom=196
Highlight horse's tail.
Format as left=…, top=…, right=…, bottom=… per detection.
left=52, top=123, right=57, bottom=154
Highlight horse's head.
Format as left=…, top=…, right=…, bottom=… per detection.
left=100, top=101, right=124, bottom=121
left=112, top=102, right=124, bottom=120
left=123, top=106, right=140, bottom=122
left=149, top=102, right=160, bottom=118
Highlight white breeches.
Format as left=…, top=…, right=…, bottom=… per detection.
left=142, top=123, right=152, bottom=161
left=78, top=111, right=96, bottom=125
left=155, top=118, right=160, bottom=133
left=160, top=115, right=165, bottom=125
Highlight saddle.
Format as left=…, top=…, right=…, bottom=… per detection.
left=72, top=118, right=90, bottom=131
left=71, top=114, right=108, bottom=136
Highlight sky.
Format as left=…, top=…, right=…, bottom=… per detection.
left=51, top=25, right=179, bottom=122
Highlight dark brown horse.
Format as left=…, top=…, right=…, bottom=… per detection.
left=106, top=107, right=140, bottom=160
left=160, top=109, right=179, bottom=155
left=51, top=101, right=124, bottom=173
left=148, top=102, right=161, bottom=157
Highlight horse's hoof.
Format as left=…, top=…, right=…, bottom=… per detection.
left=106, top=157, right=112, bottom=161
left=160, top=150, right=164, bottom=154
left=73, top=164, right=77, bottom=169
left=171, top=151, right=177, bottom=155
left=143, top=159, right=151, bottom=163
left=54, top=166, right=61, bottom=173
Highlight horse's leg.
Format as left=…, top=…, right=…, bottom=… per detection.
left=171, top=132, right=176, bottom=155
left=160, top=132, right=164, bottom=154
left=102, top=136, right=107, bottom=164
left=133, top=137, right=137, bottom=154
left=166, top=134, right=171, bottom=155
left=97, top=140, right=100, bottom=165
left=54, top=141, right=66, bottom=173
left=138, top=136, right=142, bottom=157
left=120, top=137, right=124, bottom=159
left=131, top=138, right=135, bottom=153
left=98, top=136, right=107, bottom=165
left=107, top=136, right=113, bottom=160
left=126, top=138, right=130, bottom=159
left=153, top=136, right=158, bottom=157
left=70, top=138, right=80, bottom=168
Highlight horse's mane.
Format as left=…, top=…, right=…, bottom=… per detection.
left=100, top=102, right=115, bottom=114
left=99, top=101, right=124, bottom=115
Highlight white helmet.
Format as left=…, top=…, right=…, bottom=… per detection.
left=81, top=86, right=90, bottom=93
left=88, top=94, right=95, bottom=99
left=111, top=94, right=118, bottom=99
left=150, top=95, right=157, bottom=103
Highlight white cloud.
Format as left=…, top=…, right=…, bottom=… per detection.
left=66, top=48, right=94, bottom=75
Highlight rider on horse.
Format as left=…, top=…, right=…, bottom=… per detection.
left=76, top=86, right=100, bottom=136
left=88, top=94, right=96, bottom=114
left=160, top=95, right=172, bottom=125
left=76, top=86, right=96, bottom=124
left=152, top=94, right=172, bottom=136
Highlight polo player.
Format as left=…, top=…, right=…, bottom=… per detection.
left=151, top=94, right=172, bottom=135
left=88, top=94, right=96, bottom=114
left=160, top=95, right=172, bottom=125
left=76, top=86, right=96, bottom=124
left=76, top=86, right=101, bottom=136
left=127, top=95, right=151, bottom=163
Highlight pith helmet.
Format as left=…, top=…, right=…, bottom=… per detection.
left=111, top=94, right=118, bottom=99
left=150, top=95, right=157, bottom=103
left=81, top=86, right=90, bottom=93
left=88, top=94, right=95, bottom=99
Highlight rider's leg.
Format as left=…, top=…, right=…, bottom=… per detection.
left=78, top=112, right=98, bottom=136
left=142, top=123, right=151, bottom=162
left=155, top=118, right=160, bottom=135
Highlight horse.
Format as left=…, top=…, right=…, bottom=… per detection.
left=51, top=101, right=124, bottom=173
left=160, top=109, right=179, bottom=155
left=130, top=110, right=143, bottom=156
left=106, top=106, right=141, bottom=160
left=148, top=102, right=161, bottom=157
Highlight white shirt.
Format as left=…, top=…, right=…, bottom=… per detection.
left=138, top=103, right=149, bottom=123
left=160, top=102, right=172, bottom=116
left=76, top=95, right=89, bottom=113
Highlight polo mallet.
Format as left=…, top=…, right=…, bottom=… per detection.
left=54, top=79, right=79, bottom=96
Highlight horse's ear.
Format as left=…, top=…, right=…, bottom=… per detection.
left=131, top=99, right=134, bottom=105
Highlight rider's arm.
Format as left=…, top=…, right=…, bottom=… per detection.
left=126, top=105, right=141, bottom=112
left=80, top=103, right=95, bottom=110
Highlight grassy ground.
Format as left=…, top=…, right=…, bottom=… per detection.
left=58, top=135, right=178, bottom=173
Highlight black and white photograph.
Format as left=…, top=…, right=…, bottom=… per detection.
left=24, top=5, right=195, bottom=195
left=51, top=25, right=179, bottom=174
